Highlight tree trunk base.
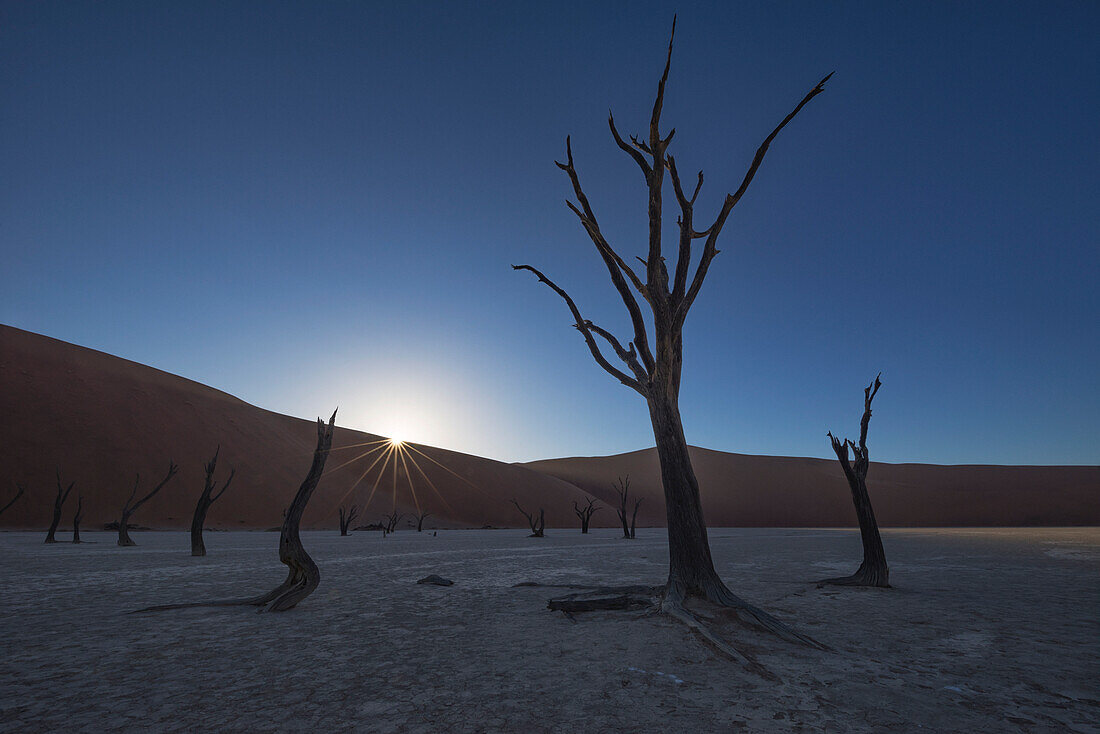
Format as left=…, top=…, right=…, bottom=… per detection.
left=818, top=562, right=890, bottom=588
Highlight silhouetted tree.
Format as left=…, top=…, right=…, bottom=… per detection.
left=511, top=499, right=545, bottom=537
left=46, top=472, right=74, bottom=543
left=513, top=18, right=828, bottom=656
left=0, top=484, right=25, bottom=517
left=338, top=504, right=359, bottom=536
left=72, top=495, right=84, bottom=544
left=191, top=448, right=235, bottom=556
left=414, top=511, right=431, bottom=531
left=823, top=374, right=889, bottom=587
left=118, top=461, right=179, bottom=546
left=573, top=497, right=599, bottom=533
left=381, top=510, right=403, bottom=535
left=613, top=477, right=636, bottom=539
left=135, top=410, right=338, bottom=614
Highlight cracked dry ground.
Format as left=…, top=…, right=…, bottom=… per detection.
left=1, top=527, right=1097, bottom=732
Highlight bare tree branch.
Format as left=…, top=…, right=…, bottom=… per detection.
left=557, top=137, right=656, bottom=374
left=677, top=72, right=833, bottom=324
left=512, top=264, right=646, bottom=395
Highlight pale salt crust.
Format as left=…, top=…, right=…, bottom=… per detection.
left=1, top=527, right=1097, bottom=732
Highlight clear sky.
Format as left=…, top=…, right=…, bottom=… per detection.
left=2, top=1, right=1097, bottom=465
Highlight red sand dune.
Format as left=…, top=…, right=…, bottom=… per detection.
left=521, top=447, right=1099, bottom=527
left=0, top=325, right=593, bottom=531
left=1, top=324, right=1095, bottom=531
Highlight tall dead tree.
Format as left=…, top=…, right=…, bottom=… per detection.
left=338, top=504, right=359, bottom=536
left=514, top=18, right=829, bottom=656
left=118, top=461, right=179, bottom=546
left=191, top=448, right=235, bottom=556
left=135, top=410, right=338, bottom=614
left=630, top=496, right=642, bottom=539
left=0, top=484, right=25, bottom=517
left=72, top=495, right=84, bottom=544
left=45, top=472, right=74, bottom=543
left=414, top=511, right=431, bottom=532
left=511, top=499, right=545, bottom=537
left=823, top=374, right=889, bottom=587
left=613, top=477, right=635, bottom=539
left=573, top=498, right=599, bottom=533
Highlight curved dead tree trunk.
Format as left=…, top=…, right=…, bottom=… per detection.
left=1, top=484, right=25, bottom=517
left=249, top=411, right=337, bottom=611
left=573, top=498, right=598, bottom=533
left=338, top=504, right=359, bottom=536
left=513, top=18, right=830, bottom=665
left=46, top=472, right=74, bottom=543
left=630, top=496, right=642, bottom=539
left=72, top=495, right=84, bottom=543
left=415, top=512, right=430, bottom=532
left=823, top=375, right=889, bottom=588
left=191, top=448, right=235, bottom=556
left=118, top=461, right=179, bottom=546
left=613, top=477, right=634, bottom=539
left=511, top=499, right=545, bottom=537
left=134, top=411, right=338, bottom=615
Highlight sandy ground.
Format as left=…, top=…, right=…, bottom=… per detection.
left=1, top=528, right=1097, bottom=733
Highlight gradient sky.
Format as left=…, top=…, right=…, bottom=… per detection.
left=2, top=1, right=1097, bottom=465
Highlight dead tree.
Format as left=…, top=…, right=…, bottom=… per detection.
left=513, top=18, right=829, bottom=662
left=45, top=472, right=74, bottom=543
left=823, top=374, right=889, bottom=588
left=0, top=484, right=25, bottom=517
left=191, top=448, right=235, bottom=556
left=511, top=499, right=545, bottom=537
left=118, top=461, right=179, bottom=546
left=573, top=498, right=599, bottom=533
left=134, top=410, right=338, bottom=614
left=381, top=510, right=403, bottom=534
left=338, top=504, right=359, bottom=536
left=613, top=476, right=635, bottom=539
left=630, top=496, right=642, bottom=539
left=414, top=511, right=431, bottom=532
left=72, top=495, right=84, bottom=544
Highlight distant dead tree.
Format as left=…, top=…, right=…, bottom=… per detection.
left=338, top=504, right=359, bottom=536
left=0, top=484, right=25, bottom=517
left=823, top=374, right=889, bottom=588
left=135, top=410, right=338, bottom=614
left=414, top=511, right=431, bottom=532
left=381, top=510, right=403, bottom=535
left=45, top=472, right=74, bottom=543
left=512, top=17, right=828, bottom=662
left=573, top=497, right=599, bottom=533
left=72, top=495, right=84, bottom=544
left=118, top=461, right=179, bottom=546
left=511, top=499, right=545, bottom=537
left=613, top=476, right=642, bottom=539
left=191, top=448, right=235, bottom=556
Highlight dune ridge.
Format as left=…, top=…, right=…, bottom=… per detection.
left=2, top=324, right=1095, bottom=530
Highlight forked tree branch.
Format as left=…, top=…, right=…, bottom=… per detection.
left=557, top=137, right=656, bottom=374
left=677, top=71, right=833, bottom=325
left=512, top=264, right=646, bottom=395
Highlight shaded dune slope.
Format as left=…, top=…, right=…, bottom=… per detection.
left=521, top=447, right=1098, bottom=527
left=0, top=325, right=593, bottom=531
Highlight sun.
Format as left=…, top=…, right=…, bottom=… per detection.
left=388, top=435, right=405, bottom=447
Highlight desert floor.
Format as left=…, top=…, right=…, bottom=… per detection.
left=1, top=527, right=1097, bottom=733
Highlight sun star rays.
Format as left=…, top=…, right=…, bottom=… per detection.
left=322, top=434, right=462, bottom=525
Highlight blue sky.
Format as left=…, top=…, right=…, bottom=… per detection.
left=2, top=1, right=1097, bottom=464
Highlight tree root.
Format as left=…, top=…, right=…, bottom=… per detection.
left=517, top=579, right=825, bottom=678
